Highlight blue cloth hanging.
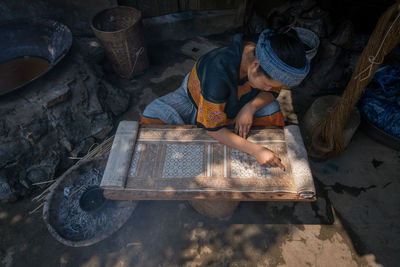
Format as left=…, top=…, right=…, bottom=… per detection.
left=359, top=65, right=400, bottom=138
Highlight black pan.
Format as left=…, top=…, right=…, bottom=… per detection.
left=0, top=18, right=72, bottom=96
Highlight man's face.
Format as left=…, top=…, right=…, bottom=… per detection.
left=247, top=61, right=285, bottom=91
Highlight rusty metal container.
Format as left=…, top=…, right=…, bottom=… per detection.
left=91, top=6, right=149, bottom=79
left=0, top=19, right=72, bottom=96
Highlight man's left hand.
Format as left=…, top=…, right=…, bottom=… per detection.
left=234, top=104, right=256, bottom=139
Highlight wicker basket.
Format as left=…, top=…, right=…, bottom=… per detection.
left=91, top=6, right=149, bottom=79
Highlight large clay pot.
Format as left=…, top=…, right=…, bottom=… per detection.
left=43, top=157, right=137, bottom=247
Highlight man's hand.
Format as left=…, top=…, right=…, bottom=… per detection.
left=234, top=91, right=275, bottom=139
left=234, top=104, right=256, bottom=139
left=253, top=146, right=285, bottom=171
left=206, top=127, right=285, bottom=171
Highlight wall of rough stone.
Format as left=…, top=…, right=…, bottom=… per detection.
left=0, top=39, right=129, bottom=202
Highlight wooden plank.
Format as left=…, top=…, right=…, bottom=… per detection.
left=100, top=121, right=139, bottom=189
left=104, top=189, right=316, bottom=202
left=140, top=124, right=197, bottom=129
left=140, top=124, right=281, bottom=130
left=137, top=127, right=285, bottom=142
left=137, top=143, right=161, bottom=178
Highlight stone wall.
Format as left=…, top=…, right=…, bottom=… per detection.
left=0, top=39, right=129, bottom=202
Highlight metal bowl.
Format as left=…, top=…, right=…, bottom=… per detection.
left=0, top=18, right=72, bottom=96
left=360, top=112, right=400, bottom=150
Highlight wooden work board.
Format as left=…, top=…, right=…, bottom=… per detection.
left=100, top=121, right=316, bottom=201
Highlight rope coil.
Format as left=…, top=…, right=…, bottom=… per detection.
left=354, top=12, right=400, bottom=82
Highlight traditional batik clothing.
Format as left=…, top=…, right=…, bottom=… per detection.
left=141, top=34, right=285, bottom=128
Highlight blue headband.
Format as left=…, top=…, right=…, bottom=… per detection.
left=255, top=29, right=310, bottom=86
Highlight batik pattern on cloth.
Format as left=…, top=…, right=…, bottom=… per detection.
left=162, top=144, right=205, bottom=178
left=253, top=111, right=285, bottom=126
left=237, top=82, right=252, bottom=100
left=231, top=148, right=272, bottom=178
left=141, top=116, right=166, bottom=125
left=269, top=86, right=282, bottom=94
left=187, top=64, right=201, bottom=106
left=187, top=63, right=229, bottom=130
left=197, top=97, right=228, bottom=130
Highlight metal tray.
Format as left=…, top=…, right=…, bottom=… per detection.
left=360, top=113, right=400, bottom=150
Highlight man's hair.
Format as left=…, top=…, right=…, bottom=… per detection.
left=251, top=13, right=307, bottom=79
left=267, top=12, right=307, bottom=69
left=269, top=31, right=307, bottom=69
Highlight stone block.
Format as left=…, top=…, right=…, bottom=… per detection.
left=0, top=176, right=17, bottom=203
left=70, top=137, right=95, bottom=158
left=26, top=167, right=48, bottom=185
left=91, top=114, right=113, bottom=140
left=42, top=84, right=71, bottom=108
left=102, top=82, right=130, bottom=116
left=86, top=86, right=104, bottom=116
left=20, top=119, right=49, bottom=145
left=0, top=140, right=31, bottom=169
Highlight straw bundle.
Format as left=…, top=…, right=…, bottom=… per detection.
left=31, top=136, right=115, bottom=206
left=78, top=136, right=114, bottom=162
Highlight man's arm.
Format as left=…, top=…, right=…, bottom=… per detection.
left=248, top=91, right=275, bottom=111
left=234, top=91, right=275, bottom=138
left=207, top=127, right=285, bottom=170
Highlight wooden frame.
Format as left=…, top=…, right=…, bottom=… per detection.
left=101, top=122, right=316, bottom=202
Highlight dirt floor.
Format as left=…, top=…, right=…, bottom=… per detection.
left=1, top=34, right=399, bottom=267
